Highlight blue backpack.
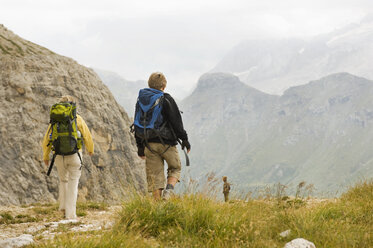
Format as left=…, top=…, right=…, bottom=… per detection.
left=133, top=88, right=174, bottom=143
left=132, top=88, right=190, bottom=165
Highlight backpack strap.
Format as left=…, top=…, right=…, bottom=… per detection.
left=77, top=152, right=83, bottom=170
left=47, top=153, right=57, bottom=176
left=47, top=124, right=53, bottom=148
left=142, top=97, right=171, bottom=155
left=68, top=118, right=74, bottom=149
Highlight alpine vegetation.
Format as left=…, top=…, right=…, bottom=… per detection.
left=31, top=180, right=373, bottom=247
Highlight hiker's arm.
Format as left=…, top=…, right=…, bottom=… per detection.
left=135, top=136, right=145, bottom=158
left=77, top=115, right=94, bottom=155
left=42, top=125, right=52, bottom=163
left=164, top=96, right=188, bottom=141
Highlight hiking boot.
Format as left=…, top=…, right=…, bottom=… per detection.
left=162, top=188, right=175, bottom=200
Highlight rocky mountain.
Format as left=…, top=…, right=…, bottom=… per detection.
left=0, top=25, right=146, bottom=205
left=181, top=73, right=276, bottom=175
left=212, top=16, right=373, bottom=95
left=93, top=68, right=146, bottom=117
left=181, top=72, right=373, bottom=194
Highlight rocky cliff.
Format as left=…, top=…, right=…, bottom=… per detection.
left=181, top=72, right=373, bottom=194
left=0, top=25, right=146, bottom=205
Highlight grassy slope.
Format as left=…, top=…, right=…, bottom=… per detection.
left=31, top=180, right=372, bottom=248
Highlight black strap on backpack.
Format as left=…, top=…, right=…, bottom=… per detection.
left=142, top=97, right=172, bottom=155
left=47, top=153, right=57, bottom=176
left=46, top=152, right=83, bottom=176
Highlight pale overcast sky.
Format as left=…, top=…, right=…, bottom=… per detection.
left=1, top=0, right=372, bottom=98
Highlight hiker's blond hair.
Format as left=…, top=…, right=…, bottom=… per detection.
left=223, top=176, right=227, bottom=182
left=59, top=95, right=76, bottom=103
left=148, top=72, right=167, bottom=90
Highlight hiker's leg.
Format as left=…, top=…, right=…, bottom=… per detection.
left=167, top=176, right=178, bottom=186
left=224, top=193, right=229, bottom=202
left=145, top=143, right=165, bottom=200
left=56, top=155, right=68, bottom=211
left=65, top=153, right=82, bottom=219
left=152, top=189, right=162, bottom=200
left=163, top=146, right=181, bottom=187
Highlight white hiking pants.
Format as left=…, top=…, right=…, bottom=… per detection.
left=55, top=152, right=82, bottom=220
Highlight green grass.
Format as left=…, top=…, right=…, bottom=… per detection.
left=0, top=212, right=38, bottom=224
left=76, top=201, right=109, bottom=217
left=55, top=221, right=83, bottom=232
left=77, top=201, right=108, bottom=211
left=30, top=180, right=373, bottom=247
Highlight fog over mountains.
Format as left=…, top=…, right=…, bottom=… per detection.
left=84, top=17, right=373, bottom=194
left=181, top=72, right=373, bottom=193
left=93, top=69, right=146, bottom=117
left=212, top=15, right=373, bottom=95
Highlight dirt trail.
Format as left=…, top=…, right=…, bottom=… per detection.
left=0, top=203, right=121, bottom=246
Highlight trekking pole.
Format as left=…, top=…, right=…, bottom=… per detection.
left=169, top=127, right=190, bottom=166
left=183, top=148, right=190, bottom=166
left=177, top=139, right=190, bottom=166
left=47, top=154, right=56, bottom=176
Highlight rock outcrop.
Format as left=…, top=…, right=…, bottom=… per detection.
left=181, top=72, right=373, bottom=194
left=0, top=24, right=146, bottom=205
left=284, top=238, right=316, bottom=248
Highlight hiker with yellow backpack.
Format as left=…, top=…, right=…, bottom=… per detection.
left=42, top=95, right=94, bottom=220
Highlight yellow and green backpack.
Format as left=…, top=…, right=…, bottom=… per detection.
left=48, top=102, right=82, bottom=155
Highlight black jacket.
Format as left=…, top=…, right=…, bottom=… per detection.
left=135, top=93, right=188, bottom=149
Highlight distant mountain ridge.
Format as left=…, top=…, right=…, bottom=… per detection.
left=181, top=72, right=373, bottom=194
left=212, top=16, right=373, bottom=95
left=93, top=69, right=146, bottom=117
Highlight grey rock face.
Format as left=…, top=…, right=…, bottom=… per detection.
left=181, top=72, right=373, bottom=194
left=181, top=73, right=277, bottom=178
left=0, top=25, right=146, bottom=205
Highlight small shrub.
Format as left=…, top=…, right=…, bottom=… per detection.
left=77, top=201, right=108, bottom=211
left=0, top=212, right=14, bottom=224
left=0, top=212, right=38, bottom=224
left=76, top=210, right=87, bottom=217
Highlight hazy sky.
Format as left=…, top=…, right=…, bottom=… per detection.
left=1, top=0, right=372, bottom=98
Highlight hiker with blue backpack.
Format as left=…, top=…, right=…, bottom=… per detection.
left=42, top=95, right=94, bottom=219
left=133, top=72, right=191, bottom=200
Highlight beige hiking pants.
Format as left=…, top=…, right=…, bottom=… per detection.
left=144, top=143, right=181, bottom=192
left=55, top=152, right=82, bottom=220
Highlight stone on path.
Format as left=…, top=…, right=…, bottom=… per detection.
left=279, top=229, right=291, bottom=238
left=284, top=238, right=316, bottom=248
left=0, top=234, right=34, bottom=248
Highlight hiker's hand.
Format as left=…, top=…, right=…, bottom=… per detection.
left=44, top=160, right=49, bottom=166
left=138, top=147, right=145, bottom=157
left=89, top=152, right=93, bottom=156
left=181, top=140, right=191, bottom=153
